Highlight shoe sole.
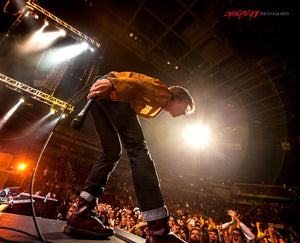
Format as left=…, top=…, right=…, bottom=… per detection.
left=63, top=224, right=114, bottom=238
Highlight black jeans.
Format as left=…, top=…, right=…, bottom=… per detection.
left=83, top=99, right=166, bottom=216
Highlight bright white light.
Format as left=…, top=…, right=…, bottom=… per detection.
left=47, top=41, right=91, bottom=64
left=20, top=26, right=66, bottom=53
left=19, top=164, right=26, bottom=170
left=184, top=125, right=211, bottom=147
left=59, top=29, right=66, bottom=37
left=80, top=41, right=90, bottom=50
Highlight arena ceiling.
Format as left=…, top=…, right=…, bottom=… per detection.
left=33, top=0, right=298, bottom=135
left=0, top=0, right=299, bottom=185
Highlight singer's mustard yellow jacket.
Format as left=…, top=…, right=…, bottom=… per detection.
left=104, top=71, right=171, bottom=119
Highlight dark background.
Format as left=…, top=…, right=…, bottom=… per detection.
left=0, top=0, right=299, bottom=187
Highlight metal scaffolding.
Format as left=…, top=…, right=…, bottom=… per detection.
left=0, top=73, right=74, bottom=113
left=42, top=61, right=70, bottom=93
left=26, top=1, right=101, bottom=48
left=0, top=1, right=103, bottom=114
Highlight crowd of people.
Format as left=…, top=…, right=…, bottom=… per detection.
left=55, top=197, right=297, bottom=243
left=3, top=152, right=299, bottom=242
left=33, top=164, right=296, bottom=243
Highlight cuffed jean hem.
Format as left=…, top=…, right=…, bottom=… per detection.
left=141, top=206, right=168, bottom=222
left=81, top=191, right=97, bottom=205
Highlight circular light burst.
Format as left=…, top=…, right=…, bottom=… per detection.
left=185, top=125, right=211, bottom=147
left=19, top=164, right=26, bottom=170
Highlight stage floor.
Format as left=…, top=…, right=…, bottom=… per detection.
left=0, top=212, right=144, bottom=242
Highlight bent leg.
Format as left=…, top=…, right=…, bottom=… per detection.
left=99, top=100, right=167, bottom=221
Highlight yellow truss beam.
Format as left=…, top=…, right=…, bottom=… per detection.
left=0, top=73, right=74, bottom=113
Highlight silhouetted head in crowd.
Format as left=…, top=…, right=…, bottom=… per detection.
left=189, top=227, right=201, bottom=243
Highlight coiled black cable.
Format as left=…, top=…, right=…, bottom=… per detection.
left=28, top=84, right=92, bottom=242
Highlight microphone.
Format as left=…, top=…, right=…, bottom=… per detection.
left=71, top=98, right=95, bottom=130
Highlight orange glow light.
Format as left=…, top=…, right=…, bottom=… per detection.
left=19, top=164, right=26, bottom=170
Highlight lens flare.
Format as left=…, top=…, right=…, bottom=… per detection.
left=184, top=125, right=211, bottom=147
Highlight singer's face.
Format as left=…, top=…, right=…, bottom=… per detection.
left=166, top=99, right=188, bottom=117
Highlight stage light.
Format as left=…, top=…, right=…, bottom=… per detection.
left=49, top=105, right=58, bottom=115
left=47, top=41, right=93, bottom=64
left=0, top=98, right=24, bottom=130
left=0, top=205, right=9, bottom=212
left=59, top=29, right=66, bottom=37
left=19, top=164, right=26, bottom=170
left=80, top=41, right=89, bottom=50
left=20, top=23, right=66, bottom=53
left=184, top=125, right=211, bottom=147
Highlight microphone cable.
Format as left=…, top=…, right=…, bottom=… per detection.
left=29, top=84, right=92, bottom=243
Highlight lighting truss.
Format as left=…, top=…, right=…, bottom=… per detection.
left=26, top=1, right=101, bottom=48
left=0, top=73, right=74, bottom=113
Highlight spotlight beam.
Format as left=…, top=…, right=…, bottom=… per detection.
left=21, top=25, right=66, bottom=53
left=0, top=99, right=23, bottom=130
left=26, top=1, right=101, bottom=48
left=0, top=73, right=74, bottom=113
left=25, top=113, right=52, bottom=135
left=47, top=41, right=92, bottom=64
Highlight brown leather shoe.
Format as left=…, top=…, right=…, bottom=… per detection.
left=63, top=198, right=114, bottom=238
left=146, top=217, right=186, bottom=243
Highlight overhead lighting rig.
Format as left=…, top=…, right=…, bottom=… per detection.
left=25, top=1, right=101, bottom=49
left=0, top=1, right=102, bottom=115
left=0, top=73, right=74, bottom=114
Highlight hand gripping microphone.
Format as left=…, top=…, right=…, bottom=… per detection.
left=71, top=98, right=95, bottom=130
left=71, top=75, right=112, bottom=130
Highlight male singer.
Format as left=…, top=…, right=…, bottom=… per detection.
left=63, top=71, right=194, bottom=242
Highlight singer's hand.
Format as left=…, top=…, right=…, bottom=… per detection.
left=87, top=78, right=113, bottom=99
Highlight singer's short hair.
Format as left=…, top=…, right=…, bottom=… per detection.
left=168, top=86, right=195, bottom=114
